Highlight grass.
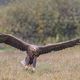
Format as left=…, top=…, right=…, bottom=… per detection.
left=0, top=45, right=80, bottom=80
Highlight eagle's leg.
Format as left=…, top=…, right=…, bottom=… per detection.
left=24, top=55, right=30, bottom=70
left=32, top=56, right=37, bottom=71
left=20, top=55, right=30, bottom=70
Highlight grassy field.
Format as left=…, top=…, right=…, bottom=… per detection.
left=0, top=45, right=80, bottom=80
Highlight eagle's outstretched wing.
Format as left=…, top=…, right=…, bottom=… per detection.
left=0, top=33, right=29, bottom=51
left=38, top=38, right=80, bottom=55
left=0, top=33, right=80, bottom=56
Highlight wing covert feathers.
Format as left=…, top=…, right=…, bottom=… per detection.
left=38, top=38, right=80, bottom=55
left=0, top=34, right=29, bottom=51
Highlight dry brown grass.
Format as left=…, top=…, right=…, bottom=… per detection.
left=0, top=45, right=80, bottom=80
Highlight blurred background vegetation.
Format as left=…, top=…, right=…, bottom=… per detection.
left=0, top=0, right=80, bottom=44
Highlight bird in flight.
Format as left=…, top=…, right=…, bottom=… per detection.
left=0, top=33, right=80, bottom=71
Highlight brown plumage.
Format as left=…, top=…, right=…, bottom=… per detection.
left=0, top=33, right=80, bottom=71
left=38, top=38, right=80, bottom=55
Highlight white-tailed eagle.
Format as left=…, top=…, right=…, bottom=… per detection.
left=0, top=33, right=80, bottom=71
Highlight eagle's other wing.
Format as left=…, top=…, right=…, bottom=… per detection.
left=38, top=38, right=80, bottom=55
left=0, top=33, right=29, bottom=51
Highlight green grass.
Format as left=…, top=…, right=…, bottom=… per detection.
left=0, top=45, right=16, bottom=51
left=0, top=45, right=80, bottom=80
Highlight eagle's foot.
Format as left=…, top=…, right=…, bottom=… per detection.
left=25, top=66, right=36, bottom=72
left=32, top=67, right=35, bottom=72
left=25, top=65, right=28, bottom=70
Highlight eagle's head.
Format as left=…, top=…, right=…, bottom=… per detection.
left=29, top=45, right=38, bottom=51
left=28, top=45, right=39, bottom=56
